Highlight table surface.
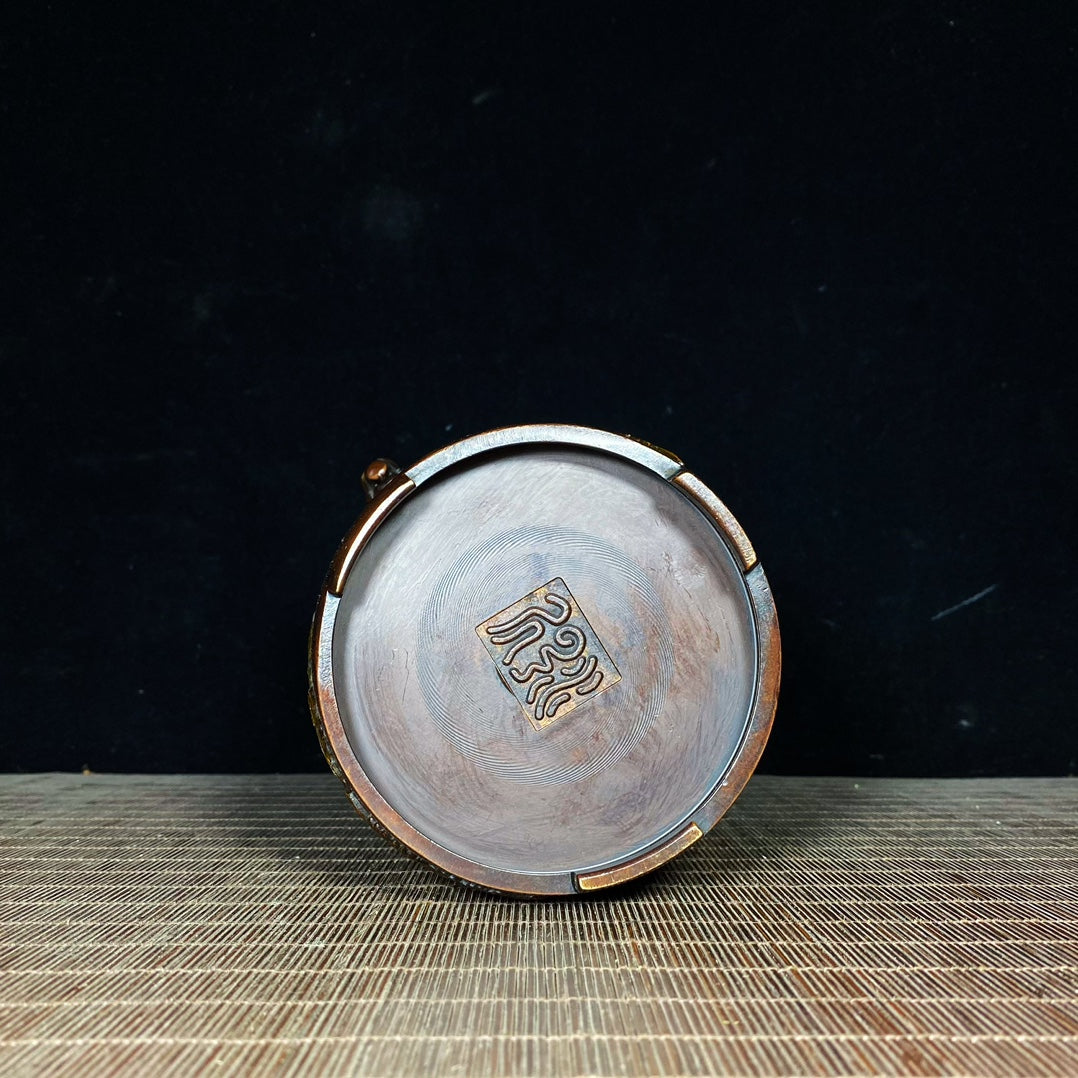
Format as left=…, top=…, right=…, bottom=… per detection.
left=1, top=774, right=1076, bottom=1077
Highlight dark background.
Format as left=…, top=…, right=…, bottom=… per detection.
left=3, top=3, right=1075, bottom=775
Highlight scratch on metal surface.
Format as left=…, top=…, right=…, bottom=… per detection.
left=931, top=583, right=999, bottom=622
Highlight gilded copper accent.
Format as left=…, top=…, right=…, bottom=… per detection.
left=673, top=471, right=758, bottom=571
left=328, top=472, right=414, bottom=597
left=575, top=822, right=703, bottom=891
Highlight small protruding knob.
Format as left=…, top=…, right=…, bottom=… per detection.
left=361, top=458, right=401, bottom=501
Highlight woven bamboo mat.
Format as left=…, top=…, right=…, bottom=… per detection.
left=1, top=774, right=1076, bottom=1077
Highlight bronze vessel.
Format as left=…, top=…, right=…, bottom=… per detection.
left=309, top=425, right=780, bottom=895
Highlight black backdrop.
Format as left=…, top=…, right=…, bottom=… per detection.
left=4, top=3, right=1075, bottom=775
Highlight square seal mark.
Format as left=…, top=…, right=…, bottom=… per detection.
left=476, top=577, right=622, bottom=731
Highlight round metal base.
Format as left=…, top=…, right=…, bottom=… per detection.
left=309, top=426, right=779, bottom=895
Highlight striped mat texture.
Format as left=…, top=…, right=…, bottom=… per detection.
left=1, top=773, right=1076, bottom=1077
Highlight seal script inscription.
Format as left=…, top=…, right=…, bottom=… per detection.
left=476, top=577, right=621, bottom=730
